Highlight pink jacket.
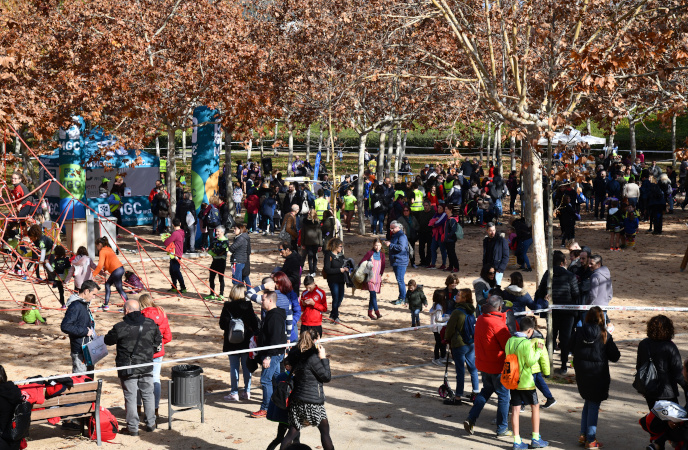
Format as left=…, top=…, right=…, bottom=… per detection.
left=64, top=255, right=97, bottom=289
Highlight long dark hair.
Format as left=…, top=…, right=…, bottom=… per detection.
left=0, top=365, right=7, bottom=383
left=480, top=265, right=497, bottom=288
left=272, top=271, right=293, bottom=294
left=585, top=306, right=608, bottom=344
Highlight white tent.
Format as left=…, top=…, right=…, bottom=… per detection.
left=538, top=127, right=606, bottom=147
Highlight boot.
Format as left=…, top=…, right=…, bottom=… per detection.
left=368, top=310, right=376, bottom=320
left=375, top=310, right=382, bottom=319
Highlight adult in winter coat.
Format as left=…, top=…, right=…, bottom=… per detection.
left=219, top=285, right=259, bottom=402
left=472, top=265, right=497, bottom=307
left=370, top=185, right=388, bottom=235
left=273, top=271, right=302, bottom=343
left=228, top=224, right=251, bottom=286
left=397, top=206, right=420, bottom=268
left=60, top=280, right=100, bottom=375
left=360, top=238, right=385, bottom=320
left=512, top=217, right=533, bottom=271
left=138, top=294, right=172, bottom=414
left=502, top=272, right=536, bottom=319
left=444, top=289, right=479, bottom=405
left=416, top=201, right=435, bottom=267
left=572, top=306, right=620, bottom=448
left=280, top=328, right=334, bottom=450
left=428, top=203, right=448, bottom=269
left=558, top=194, right=578, bottom=247
left=93, top=237, right=128, bottom=310
left=535, top=250, right=580, bottom=374
left=0, top=365, right=23, bottom=450
left=636, top=315, right=688, bottom=409
left=284, top=204, right=299, bottom=250
left=321, top=210, right=337, bottom=250
left=301, top=210, right=323, bottom=277
left=104, top=299, right=162, bottom=436
left=323, top=238, right=347, bottom=324
left=588, top=255, right=612, bottom=307
left=482, top=222, right=509, bottom=286
left=386, top=221, right=409, bottom=303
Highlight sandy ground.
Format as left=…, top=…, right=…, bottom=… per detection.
left=1, top=206, right=687, bottom=449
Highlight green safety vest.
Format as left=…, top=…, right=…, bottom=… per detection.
left=315, top=197, right=329, bottom=220
left=393, top=190, right=405, bottom=201
left=160, top=159, right=167, bottom=172
left=444, top=180, right=454, bottom=192
left=109, top=193, right=121, bottom=213
left=179, top=175, right=186, bottom=184
left=410, top=189, right=423, bottom=211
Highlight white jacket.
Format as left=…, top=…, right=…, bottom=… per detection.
left=429, top=303, right=450, bottom=332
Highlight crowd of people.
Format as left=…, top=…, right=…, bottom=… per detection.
left=1, top=151, right=687, bottom=450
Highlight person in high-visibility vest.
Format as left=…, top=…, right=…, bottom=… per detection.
left=410, top=183, right=424, bottom=213
left=178, top=169, right=187, bottom=186
left=108, top=193, right=123, bottom=235
left=159, top=158, right=167, bottom=183
left=314, top=189, right=330, bottom=221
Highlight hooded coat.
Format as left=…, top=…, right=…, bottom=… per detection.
left=572, top=323, right=620, bottom=402
left=444, top=302, right=477, bottom=349
left=502, top=285, right=536, bottom=315
left=589, top=266, right=613, bottom=306
left=61, top=293, right=95, bottom=355
left=636, top=338, right=688, bottom=403
left=285, top=346, right=331, bottom=405
left=0, top=381, right=23, bottom=450
left=63, top=255, right=97, bottom=289
left=103, top=311, right=162, bottom=377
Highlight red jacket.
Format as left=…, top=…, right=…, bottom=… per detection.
left=142, top=306, right=172, bottom=358
left=299, top=286, right=327, bottom=326
left=244, top=194, right=260, bottom=214
left=474, top=311, right=512, bottom=374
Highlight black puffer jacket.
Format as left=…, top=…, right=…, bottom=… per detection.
left=573, top=323, right=620, bottom=402
left=636, top=338, right=688, bottom=402
left=535, top=266, right=580, bottom=315
left=229, top=232, right=251, bottom=265
left=323, top=251, right=346, bottom=284
left=0, top=381, right=23, bottom=450
left=301, top=218, right=322, bottom=247
left=286, top=347, right=331, bottom=405
left=219, top=300, right=260, bottom=352
left=104, top=311, right=162, bottom=378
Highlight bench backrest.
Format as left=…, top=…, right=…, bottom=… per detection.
left=31, top=380, right=102, bottom=422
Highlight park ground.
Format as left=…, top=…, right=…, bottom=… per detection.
left=0, top=207, right=687, bottom=449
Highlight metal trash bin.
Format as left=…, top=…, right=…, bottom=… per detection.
left=168, top=364, right=204, bottom=429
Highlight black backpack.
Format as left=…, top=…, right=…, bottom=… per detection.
left=1, top=401, right=32, bottom=443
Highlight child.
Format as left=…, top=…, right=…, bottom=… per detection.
left=205, top=225, right=229, bottom=300
left=429, top=290, right=450, bottom=365
left=528, top=327, right=556, bottom=411
left=124, top=271, right=145, bottom=294
left=20, top=294, right=46, bottom=326
left=265, top=369, right=300, bottom=450
left=505, top=316, right=548, bottom=449
left=64, top=246, right=96, bottom=291
left=405, top=280, right=427, bottom=327
left=623, top=204, right=639, bottom=249
left=27, top=224, right=54, bottom=280
left=299, top=275, right=327, bottom=337
left=605, top=200, right=623, bottom=251
left=50, top=246, right=71, bottom=308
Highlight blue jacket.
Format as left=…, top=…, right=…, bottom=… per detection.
left=60, top=293, right=95, bottom=355
left=389, top=229, right=409, bottom=267
left=277, top=290, right=302, bottom=342
left=482, top=235, right=510, bottom=273
left=261, top=196, right=277, bottom=218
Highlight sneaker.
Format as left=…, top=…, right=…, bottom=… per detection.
left=451, top=268, right=459, bottom=273
left=411, top=264, right=418, bottom=269
left=101, top=305, right=110, bottom=311
left=144, top=425, right=157, bottom=432
left=240, top=391, right=250, bottom=401
left=204, top=294, right=217, bottom=300
left=224, top=393, right=240, bottom=402
left=60, top=305, right=67, bottom=310
left=443, top=397, right=462, bottom=405
left=467, top=392, right=477, bottom=403
left=578, top=435, right=586, bottom=446
left=250, top=409, right=267, bottom=418
left=333, top=318, right=342, bottom=325
left=120, top=428, right=139, bottom=436
left=463, top=419, right=475, bottom=435
left=496, top=429, right=513, bottom=437
left=217, top=295, right=225, bottom=301
left=585, top=440, right=603, bottom=448
left=513, top=443, right=529, bottom=450
left=543, top=398, right=557, bottom=409
left=555, top=367, right=568, bottom=375
left=392, top=299, right=405, bottom=305
left=529, top=438, right=549, bottom=448
left=427, top=264, right=436, bottom=269
left=431, top=358, right=442, bottom=366
left=438, top=265, right=447, bottom=270
left=167, top=287, right=179, bottom=293
left=179, top=289, right=187, bottom=294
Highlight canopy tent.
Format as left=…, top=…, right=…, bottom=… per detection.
left=537, top=127, right=606, bottom=147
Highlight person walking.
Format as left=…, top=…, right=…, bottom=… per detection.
left=416, top=201, right=435, bottom=267
left=444, top=288, right=479, bottom=406
left=572, top=306, right=620, bottom=448
left=398, top=206, right=419, bottom=268
left=92, top=237, right=129, bottom=310
left=163, top=218, right=187, bottom=295
left=464, top=295, right=514, bottom=438
left=360, top=238, right=385, bottom=320
left=323, top=238, right=347, bottom=324
left=137, top=294, right=172, bottom=416
left=386, top=220, right=409, bottom=304
left=228, top=223, right=252, bottom=287
left=482, top=222, right=510, bottom=286
left=279, top=329, right=334, bottom=450
left=104, top=299, right=162, bottom=436
left=301, top=209, right=322, bottom=278
left=60, top=280, right=100, bottom=375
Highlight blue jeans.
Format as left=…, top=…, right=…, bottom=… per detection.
left=371, top=212, right=385, bottom=234
left=229, top=354, right=251, bottom=396
left=392, top=265, right=406, bottom=300
left=467, top=372, right=511, bottom=434
left=411, top=309, right=420, bottom=327
left=368, top=291, right=378, bottom=311
left=328, top=282, right=345, bottom=320
left=533, top=372, right=552, bottom=400
left=259, top=354, right=284, bottom=411
left=451, top=345, right=479, bottom=397
left=430, top=239, right=447, bottom=266
left=495, top=199, right=503, bottom=217
left=516, top=238, right=533, bottom=270
left=580, top=400, right=600, bottom=442
left=232, top=263, right=251, bottom=286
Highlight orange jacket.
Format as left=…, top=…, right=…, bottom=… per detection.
left=92, top=246, right=123, bottom=277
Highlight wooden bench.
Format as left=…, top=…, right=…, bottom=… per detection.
left=30, top=379, right=103, bottom=446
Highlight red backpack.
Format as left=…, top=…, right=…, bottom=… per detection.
left=88, top=406, right=119, bottom=442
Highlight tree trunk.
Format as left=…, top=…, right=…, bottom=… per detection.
left=357, top=132, right=368, bottom=235
left=479, top=130, right=485, bottom=162
left=629, top=117, right=637, bottom=162
left=402, top=131, right=407, bottom=163
left=260, top=135, right=265, bottom=161
left=486, top=121, right=492, bottom=164
left=495, top=124, right=502, bottom=175
left=378, top=131, right=387, bottom=179
left=318, top=125, right=324, bottom=161
left=607, top=124, right=615, bottom=157
left=586, top=118, right=592, bottom=136
left=545, top=136, right=555, bottom=368
left=182, top=130, right=187, bottom=163
left=306, top=124, right=311, bottom=162
left=155, top=135, right=160, bottom=158
left=166, top=125, right=177, bottom=220
left=247, top=130, right=253, bottom=161
left=395, top=128, right=403, bottom=176
left=288, top=124, right=294, bottom=176
left=224, top=130, right=234, bottom=214
left=20, top=131, right=38, bottom=191
left=14, top=135, right=19, bottom=155
left=526, top=132, right=546, bottom=285
left=274, top=120, right=279, bottom=157
left=386, top=127, right=394, bottom=178
left=510, top=136, right=516, bottom=172
left=672, top=114, right=677, bottom=165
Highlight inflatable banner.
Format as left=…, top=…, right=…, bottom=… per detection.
left=191, top=106, right=222, bottom=211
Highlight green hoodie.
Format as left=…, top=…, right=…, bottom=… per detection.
left=444, top=302, right=477, bottom=349
left=22, top=307, right=46, bottom=324
left=505, top=334, right=542, bottom=390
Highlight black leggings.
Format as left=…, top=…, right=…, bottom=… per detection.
left=280, top=418, right=334, bottom=450
left=433, top=332, right=446, bottom=360
left=267, top=423, right=297, bottom=450
left=209, top=258, right=227, bottom=296
left=305, top=245, right=318, bottom=274
left=105, top=266, right=128, bottom=306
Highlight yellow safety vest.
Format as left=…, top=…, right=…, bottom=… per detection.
left=393, top=190, right=405, bottom=201
left=160, top=159, right=167, bottom=172
left=410, top=189, right=423, bottom=211
left=314, top=197, right=328, bottom=220
left=109, top=193, right=121, bottom=213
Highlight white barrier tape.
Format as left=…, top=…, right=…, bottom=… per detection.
left=513, top=305, right=688, bottom=316
left=13, top=324, right=434, bottom=385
